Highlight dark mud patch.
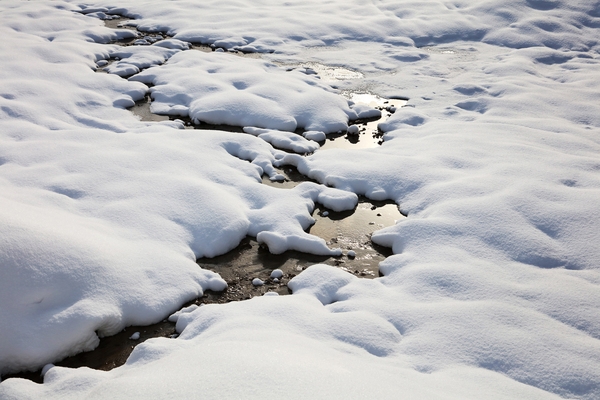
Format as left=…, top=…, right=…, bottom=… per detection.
left=262, top=165, right=318, bottom=188
left=2, top=319, right=177, bottom=384
left=199, top=198, right=400, bottom=289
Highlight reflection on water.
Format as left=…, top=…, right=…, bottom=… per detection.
left=319, top=93, right=408, bottom=150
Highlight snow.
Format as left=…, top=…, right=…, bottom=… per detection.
left=130, top=50, right=354, bottom=132
left=251, top=278, right=264, bottom=286
left=350, top=104, right=382, bottom=119
left=168, top=304, right=199, bottom=323
left=106, top=45, right=180, bottom=77
left=302, top=130, right=326, bottom=142
left=129, top=332, right=140, bottom=340
left=1, top=0, right=600, bottom=399
left=346, top=125, right=360, bottom=135
left=270, top=269, right=283, bottom=279
left=243, top=127, right=320, bottom=154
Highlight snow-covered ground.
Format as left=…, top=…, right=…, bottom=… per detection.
left=1, top=0, right=599, bottom=398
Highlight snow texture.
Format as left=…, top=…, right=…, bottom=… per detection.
left=130, top=50, right=354, bottom=132
left=243, top=127, right=320, bottom=154
left=1, top=0, right=600, bottom=399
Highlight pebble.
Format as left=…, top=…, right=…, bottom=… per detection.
left=270, top=269, right=283, bottom=279
left=322, top=211, right=329, bottom=217
left=129, top=332, right=140, bottom=340
left=252, top=278, right=264, bottom=286
left=347, top=250, right=356, bottom=258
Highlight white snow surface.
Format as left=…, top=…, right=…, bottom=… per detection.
left=243, top=127, right=320, bottom=154
left=130, top=50, right=354, bottom=132
left=105, top=45, right=180, bottom=77
left=1, top=0, right=600, bottom=399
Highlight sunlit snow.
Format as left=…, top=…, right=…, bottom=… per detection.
left=1, top=0, right=599, bottom=399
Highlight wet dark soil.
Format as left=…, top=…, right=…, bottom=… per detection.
left=3, top=319, right=177, bottom=384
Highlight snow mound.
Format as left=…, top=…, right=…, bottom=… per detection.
left=243, top=127, right=319, bottom=154
left=302, top=130, right=326, bottom=142
left=106, top=46, right=181, bottom=77
left=350, top=104, right=382, bottom=119
left=131, top=50, right=353, bottom=132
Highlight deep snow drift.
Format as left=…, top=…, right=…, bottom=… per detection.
left=1, top=0, right=600, bottom=399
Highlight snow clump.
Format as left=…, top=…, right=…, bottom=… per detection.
left=131, top=50, right=355, bottom=132
left=270, top=269, right=283, bottom=279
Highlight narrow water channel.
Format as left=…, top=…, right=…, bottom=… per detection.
left=3, top=12, right=408, bottom=383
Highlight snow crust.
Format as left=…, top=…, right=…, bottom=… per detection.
left=1, top=0, right=600, bottom=399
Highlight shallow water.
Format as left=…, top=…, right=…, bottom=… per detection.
left=321, top=93, right=408, bottom=150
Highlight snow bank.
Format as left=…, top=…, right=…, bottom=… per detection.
left=130, top=50, right=353, bottom=132
left=0, top=267, right=564, bottom=400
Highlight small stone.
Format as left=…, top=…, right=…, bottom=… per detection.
left=129, top=332, right=140, bottom=340
left=270, top=269, right=284, bottom=279
left=252, top=278, right=264, bottom=286
left=322, top=211, right=329, bottom=217
left=347, top=250, right=356, bottom=258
